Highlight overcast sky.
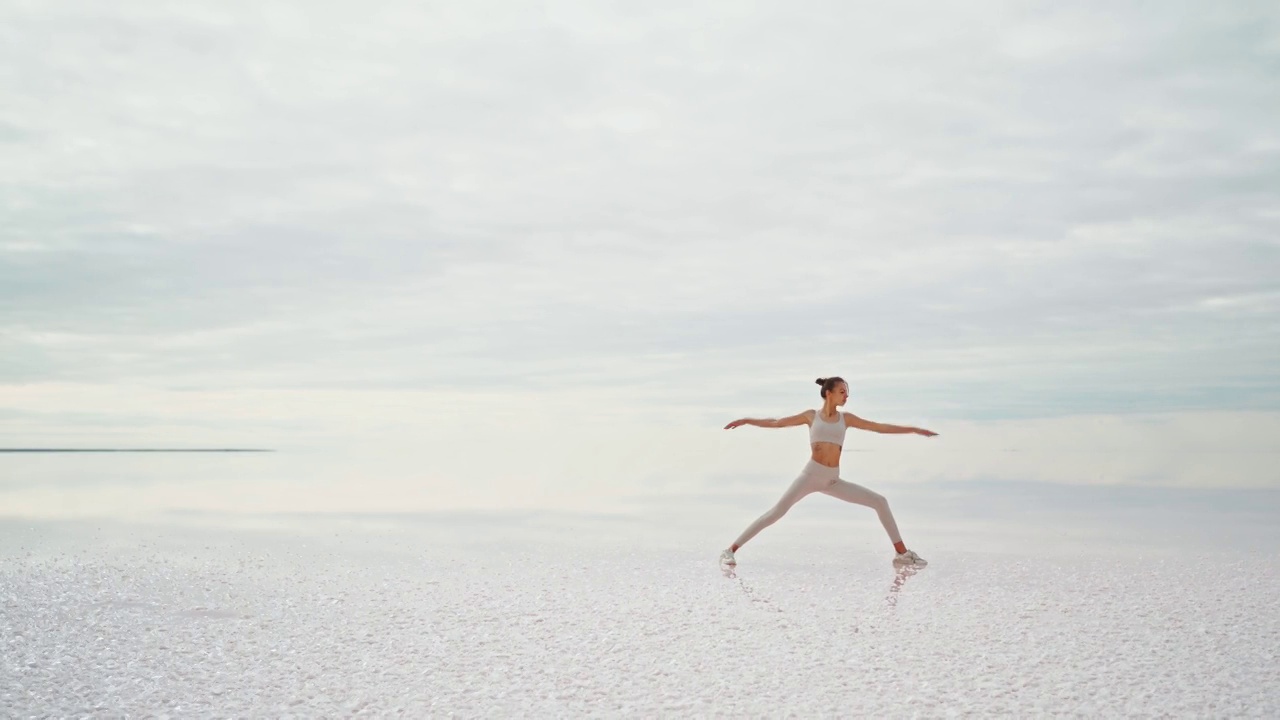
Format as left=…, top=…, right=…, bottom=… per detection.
left=2, top=1, right=1278, bottom=511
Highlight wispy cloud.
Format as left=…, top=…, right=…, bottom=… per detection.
left=2, top=1, right=1278, bottom=490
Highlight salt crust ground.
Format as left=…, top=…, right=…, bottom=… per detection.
left=2, top=518, right=1276, bottom=718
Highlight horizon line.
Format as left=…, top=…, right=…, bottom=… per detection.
left=0, top=448, right=275, bottom=453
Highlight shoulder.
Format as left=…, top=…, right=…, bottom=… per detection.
left=841, top=411, right=871, bottom=429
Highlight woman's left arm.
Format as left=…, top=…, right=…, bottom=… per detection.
left=844, top=413, right=937, bottom=436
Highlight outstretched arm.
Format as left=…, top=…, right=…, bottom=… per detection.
left=845, top=413, right=937, bottom=436
left=725, top=410, right=811, bottom=430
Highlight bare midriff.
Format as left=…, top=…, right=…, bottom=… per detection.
left=810, top=441, right=842, bottom=468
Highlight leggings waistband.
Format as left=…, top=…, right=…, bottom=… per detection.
left=802, top=459, right=840, bottom=479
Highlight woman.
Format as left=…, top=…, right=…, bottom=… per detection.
left=720, top=377, right=935, bottom=569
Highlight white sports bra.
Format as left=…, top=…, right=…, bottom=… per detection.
left=809, top=410, right=847, bottom=447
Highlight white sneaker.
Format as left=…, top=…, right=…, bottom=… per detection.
left=719, top=548, right=737, bottom=566
left=893, top=549, right=927, bottom=568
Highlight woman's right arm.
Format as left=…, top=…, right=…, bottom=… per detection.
left=724, top=411, right=811, bottom=430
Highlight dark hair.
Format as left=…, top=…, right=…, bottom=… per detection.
left=815, top=376, right=846, bottom=398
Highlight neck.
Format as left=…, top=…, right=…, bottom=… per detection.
left=822, top=402, right=839, bottom=417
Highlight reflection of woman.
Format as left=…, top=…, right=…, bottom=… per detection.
left=720, top=377, right=935, bottom=569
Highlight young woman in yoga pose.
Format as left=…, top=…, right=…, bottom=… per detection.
left=720, top=377, right=935, bottom=568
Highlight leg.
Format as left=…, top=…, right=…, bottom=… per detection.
left=731, top=471, right=823, bottom=550
left=821, top=479, right=903, bottom=546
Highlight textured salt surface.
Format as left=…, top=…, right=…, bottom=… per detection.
left=2, top=520, right=1277, bottom=717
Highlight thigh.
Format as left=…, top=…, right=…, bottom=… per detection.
left=773, top=469, right=824, bottom=508
left=822, top=479, right=880, bottom=506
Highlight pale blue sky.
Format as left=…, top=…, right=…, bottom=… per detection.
left=2, top=1, right=1278, bottom=514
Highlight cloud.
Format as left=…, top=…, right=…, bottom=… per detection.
left=1, top=0, right=1278, bottom=451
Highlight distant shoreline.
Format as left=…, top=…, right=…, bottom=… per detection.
left=0, top=449, right=274, bottom=453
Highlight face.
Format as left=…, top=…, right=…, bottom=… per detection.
left=829, top=382, right=849, bottom=406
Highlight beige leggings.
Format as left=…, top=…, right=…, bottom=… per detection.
left=732, top=460, right=903, bottom=549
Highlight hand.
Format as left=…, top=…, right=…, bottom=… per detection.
left=912, top=427, right=938, bottom=437
left=724, top=418, right=749, bottom=430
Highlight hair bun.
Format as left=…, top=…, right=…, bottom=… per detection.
left=815, top=378, right=826, bottom=385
